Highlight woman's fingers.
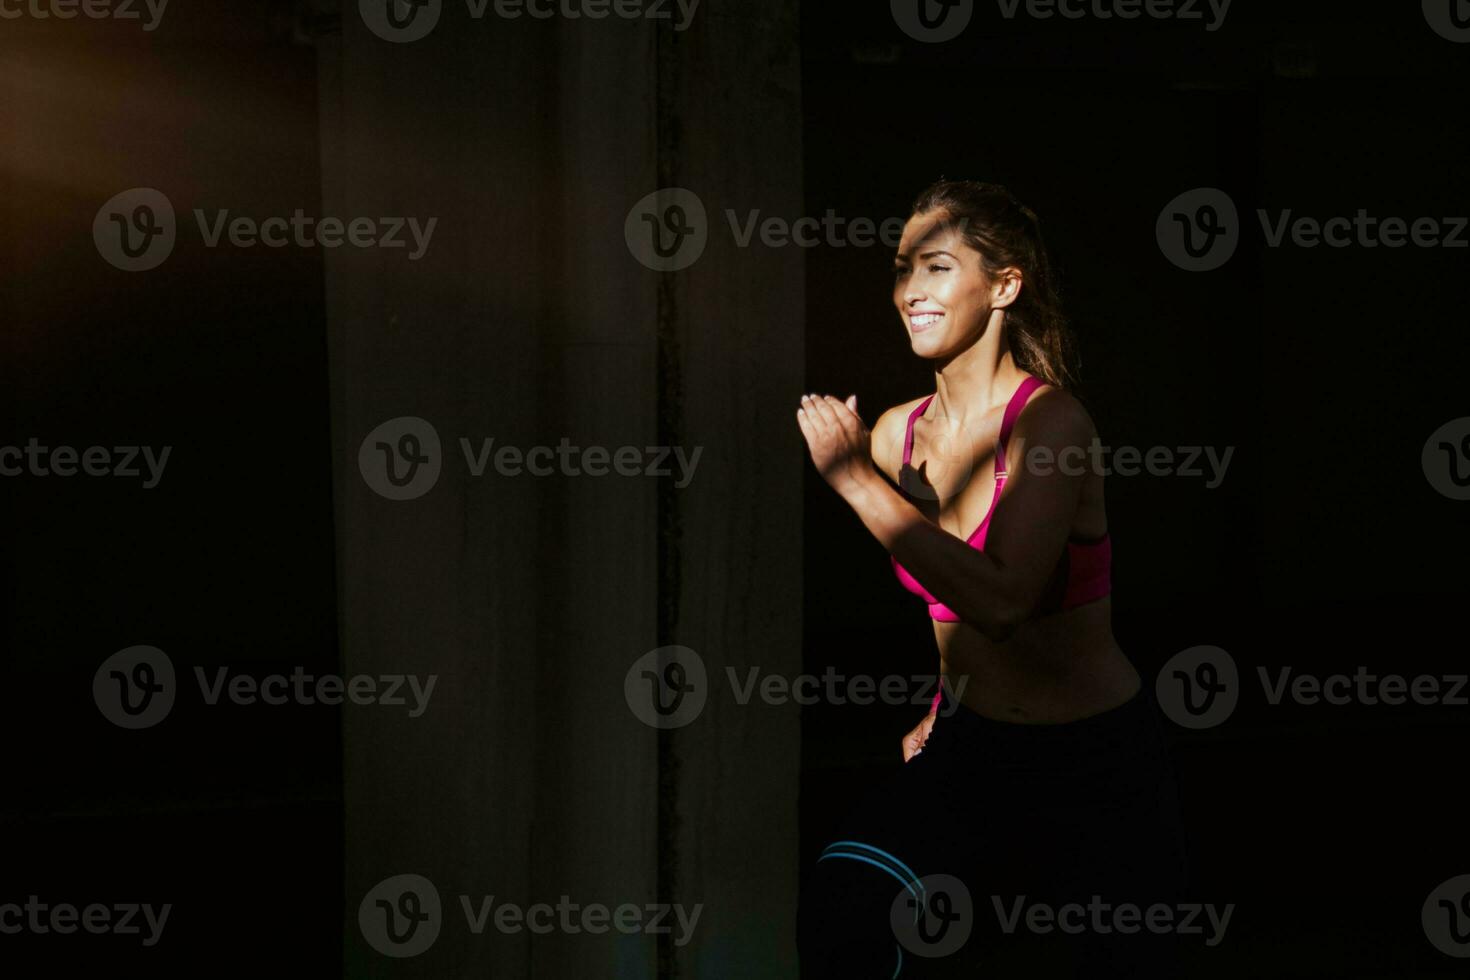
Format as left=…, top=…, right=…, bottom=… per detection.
left=819, top=395, right=852, bottom=432
left=803, top=393, right=839, bottom=429
left=795, top=403, right=817, bottom=443
left=824, top=395, right=868, bottom=439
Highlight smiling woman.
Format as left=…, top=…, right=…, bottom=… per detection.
left=793, top=180, right=1188, bottom=977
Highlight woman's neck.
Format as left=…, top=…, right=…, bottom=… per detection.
left=929, top=319, right=1025, bottom=426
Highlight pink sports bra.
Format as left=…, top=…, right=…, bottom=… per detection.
left=889, top=375, right=1112, bottom=623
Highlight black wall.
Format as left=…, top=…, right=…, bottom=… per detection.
left=799, top=3, right=1470, bottom=977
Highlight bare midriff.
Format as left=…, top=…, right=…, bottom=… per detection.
left=934, top=597, right=1140, bottom=724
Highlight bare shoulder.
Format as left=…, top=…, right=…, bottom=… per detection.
left=1011, top=382, right=1097, bottom=450
left=869, top=394, right=930, bottom=483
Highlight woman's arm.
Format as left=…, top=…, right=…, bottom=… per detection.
left=797, top=389, right=1094, bottom=642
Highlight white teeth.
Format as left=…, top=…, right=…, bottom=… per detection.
left=911, top=314, right=942, bottom=327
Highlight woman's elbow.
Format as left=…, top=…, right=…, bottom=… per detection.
left=961, top=593, right=1026, bottom=643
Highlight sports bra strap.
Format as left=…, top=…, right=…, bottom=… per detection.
left=901, top=376, right=1046, bottom=477
left=900, top=395, right=934, bottom=468
left=994, top=375, right=1046, bottom=478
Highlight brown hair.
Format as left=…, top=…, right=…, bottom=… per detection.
left=910, top=179, right=1080, bottom=390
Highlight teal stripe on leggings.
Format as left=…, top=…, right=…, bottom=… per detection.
left=817, top=840, right=924, bottom=905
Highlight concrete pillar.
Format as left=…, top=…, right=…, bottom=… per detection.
left=316, top=2, right=803, bottom=976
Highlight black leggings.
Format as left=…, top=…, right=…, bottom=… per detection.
left=797, top=686, right=1189, bottom=978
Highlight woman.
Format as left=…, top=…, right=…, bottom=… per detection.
left=794, top=180, right=1187, bottom=978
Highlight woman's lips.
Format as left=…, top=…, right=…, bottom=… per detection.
left=909, top=312, right=944, bottom=332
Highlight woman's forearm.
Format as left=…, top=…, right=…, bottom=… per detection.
left=839, top=470, right=1025, bottom=640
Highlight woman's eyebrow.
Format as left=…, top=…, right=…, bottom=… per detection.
left=894, top=249, right=956, bottom=263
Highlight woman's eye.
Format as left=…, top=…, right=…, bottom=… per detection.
left=929, top=264, right=950, bottom=273
left=893, top=267, right=910, bottom=280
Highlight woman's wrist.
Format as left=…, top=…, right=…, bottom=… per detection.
left=835, top=465, right=884, bottom=508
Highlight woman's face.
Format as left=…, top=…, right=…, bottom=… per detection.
left=892, top=210, right=1013, bottom=355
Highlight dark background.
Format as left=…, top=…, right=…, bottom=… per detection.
left=799, top=3, right=1470, bottom=978
left=4, top=0, right=1469, bottom=975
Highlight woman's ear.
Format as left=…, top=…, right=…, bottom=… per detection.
left=991, top=267, right=1023, bottom=309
